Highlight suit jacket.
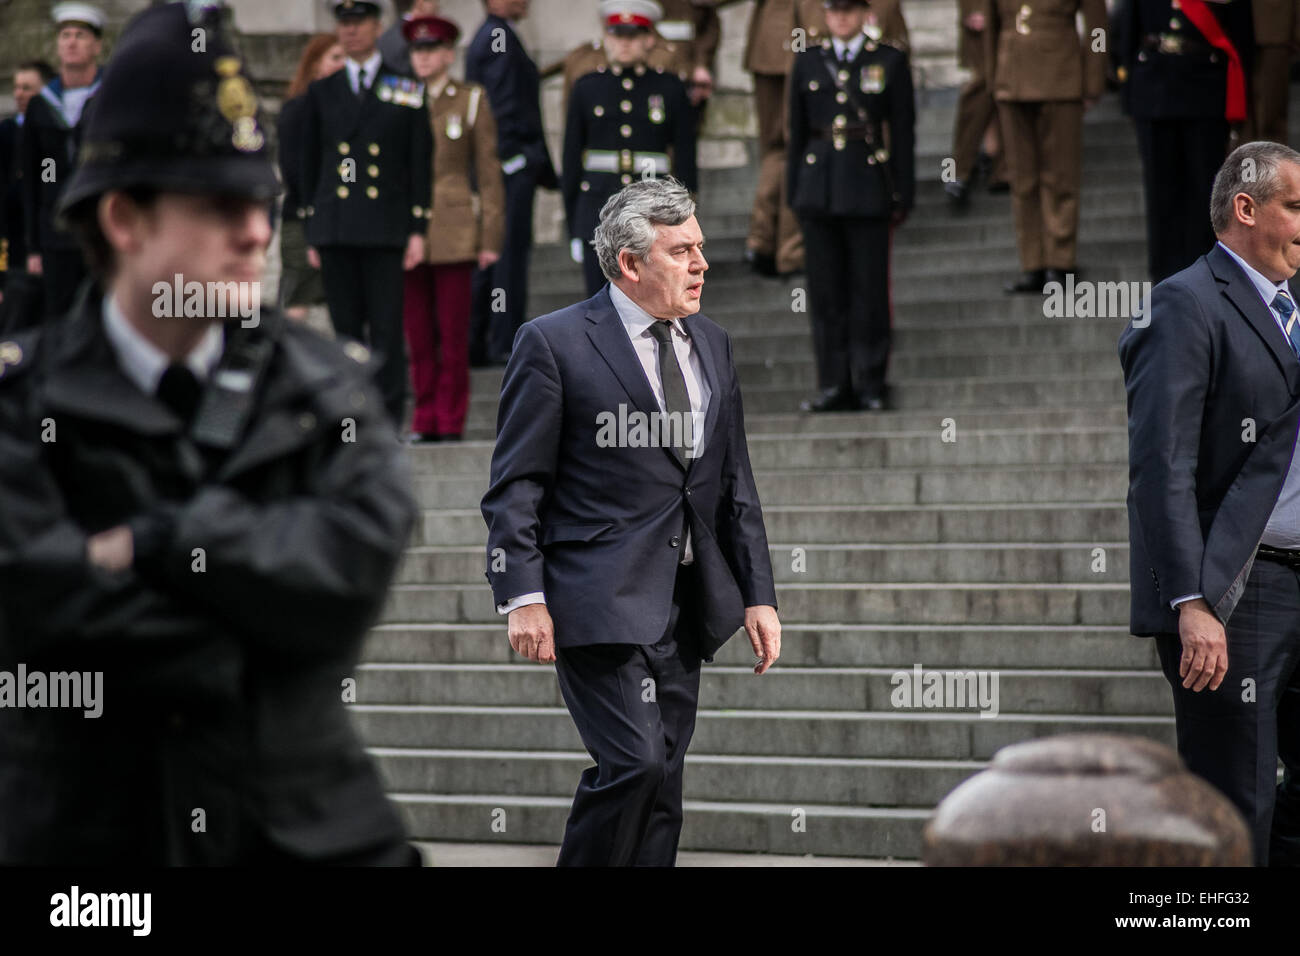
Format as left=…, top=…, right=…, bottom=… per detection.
left=0, top=116, right=23, bottom=271
left=0, top=291, right=416, bottom=864
left=986, top=0, right=1109, bottom=101
left=17, top=84, right=96, bottom=256
left=787, top=37, right=916, bottom=218
left=480, top=286, right=778, bottom=662
left=424, top=79, right=506, bottom=264
left=466, top=14, right=558, bottom=187
left=1118, top=244, right=1300, bottom=636
left=300, top=67, right=433, bottom=248
left=1115, top=0, right=1254, bottom=119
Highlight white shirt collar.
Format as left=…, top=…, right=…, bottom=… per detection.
left=347, top=51, right=383, bottom=90
left=101, top=294, right=225, bottom=395
left=1217, top=240, right=1290, bottom=311
left=832, top=32, right=867, bottom=61
left=608, top=282, right=685, bottom=341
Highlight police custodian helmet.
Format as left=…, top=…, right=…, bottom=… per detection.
left=57, top=1, right=279, bottom=219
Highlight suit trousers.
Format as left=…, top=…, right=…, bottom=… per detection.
left=997, top=100, right=1082, bottom=272
left=1133, top=116, right=1228, bottom=283
left=1155, top=556, right=1300, bottom=866
left=747, top=72, right=804, bottom=273
left=798, top=213, right=892, bottom=398
left=403, top=261, right=472, bottom=436
left=318, top=245, right=409, bottom=427
left=553, top=564, right=703, bottom=866
left=471, top=165, right=536, bottom=363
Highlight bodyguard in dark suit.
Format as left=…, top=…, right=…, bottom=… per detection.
left=17, top=3, right=105, bottom=318
left=0, top=2, right=418, bottom=866
left=481, top=178, right=780, bottom=866
left=563, top=1, right=698, bottom=297
left=787, top=0, right=915, bottom=412
left=1116, top=0, right=1254, bottom=283
left=466, top=0, right=558, bottom=365
left=302, top=0, right=433, bottom=427
left=1119, top=141, right=1300, bottom=867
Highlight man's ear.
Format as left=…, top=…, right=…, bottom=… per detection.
left=98, top=191, right=148, bottom=259
left=1233, top=192, right=1256, bottom=228
left=618, top=248, right=641, bottom=283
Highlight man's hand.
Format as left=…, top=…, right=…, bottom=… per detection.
left=689, top=66, right=713, bottom=106
left=963, top=11, right=986, bottom=31
left=26, top=253, right=42, bottom=276
left=1177, top=598, right=1228, bottom=691
left=508, top=603, right=556, bottom=663
left=86, top=525, right=133, bottom=573
left=478, top=249, right=500, bottom=270
left=745, top=605, right=781, bottom=675
left=306, top=246, right=321, bottom=270
left=403, top=234, right=425, bottom=272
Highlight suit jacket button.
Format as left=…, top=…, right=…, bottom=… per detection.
left=670, top=536, right=680, bottom=548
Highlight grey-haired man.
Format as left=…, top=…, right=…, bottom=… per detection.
left=481, top=177, right=780, bottom=866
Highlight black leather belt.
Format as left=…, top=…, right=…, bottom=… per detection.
left=1257, top=543, right=1300, bottom=568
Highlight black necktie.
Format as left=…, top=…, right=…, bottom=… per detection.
left=356, top=67, right=370, bottom=101
left=157, top=363, right=202, bottom=424
left=646, top=319, right=692, bottom=465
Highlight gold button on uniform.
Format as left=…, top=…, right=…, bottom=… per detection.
left=621, top=174, right=632, bottom=184
left=620, top=124, right=632, bottom=137
left=806, top=153, right=816, bottom=164
left=622, top=77, right=633, bottom=90
left=337, top=185, right=349, bottom=198
left=368, top=143, right=380, bottom=156
left=366, top=185, right=378, bottom=199
left=594, top=105, right=605, bottom=116
left=835, top=91, right=847, bottom=103
left=367, top=164, right=379, bottom=178
left=412, top=205, right=424, bottom=217
left=620, top=100, right=632, bottom=112
left=337, top=142, right=349, bottom=155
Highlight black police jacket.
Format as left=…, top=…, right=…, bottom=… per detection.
left=786, top=37, right=916, bottom=219
left=301, top=67, right=433, bottom=248
left=0, top=290, right=418, bottom=864
left=561, top=63, right=698, bottom=240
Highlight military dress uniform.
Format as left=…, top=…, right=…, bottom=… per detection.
left=787, top=27, right=915, bottom=411
left=0, top=1, right=420, bottom=866
left=1248, top=0, right=1298, bottom=145
left=402, top=15, right=506, bottom=441
left=563, top=62, right=698, bottom=296
left=560, top=37, right=690, bottom=114
left=948, top=0, right=1008, bottom=204
left=1116, top=0, right=1253, bottom=282
left=301, top=6, right=434, bottom=427
left=987, top=0, right=1109, bottom=291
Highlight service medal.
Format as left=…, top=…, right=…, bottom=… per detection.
left=446, top=113, right=463, bottom=140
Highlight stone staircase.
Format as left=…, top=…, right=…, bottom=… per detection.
left=350, top=90, right=1175, bottom=861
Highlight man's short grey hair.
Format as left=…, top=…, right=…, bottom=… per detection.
left=1210, top=141, right=1300, bottom=234
left=591, top=177, right=696, bottom=282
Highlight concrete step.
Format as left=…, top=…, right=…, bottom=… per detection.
left=362, top=624, right=1160, bottom=670
left=413, top=460, right=1128, bottom=510
left=374, top=749, right=985, bottom=808
left=355, top=663, right=1166, bottom=715
left=397, top=541, right=1130, bottom=585
left=351, top=705, right=1175, bottom=759
left=380, top=580, right=1130, bottom=626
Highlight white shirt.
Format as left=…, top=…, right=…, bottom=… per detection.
left=59, top=84, right=95, bottom=127
left=497, top=284, right=713, bottom=615
left=101, top=294, right=224, bottom=395
left=831, top=32, right=867, bottom=63
left=345, top=51, right=383, bottom=96
left=1170, top=242, right=1300, bottom=609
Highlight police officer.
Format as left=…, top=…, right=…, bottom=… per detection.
left=1115, top=0, right=1253, bottom=282
left=987, top=0, right=1108, bottom=293
left=17, top=2, right=105, bottom=318
left=788, top=0, right=914, bottom=412
left=302, top=0, right=433, bottom=428
left=0, top=1, right=420, bottom=866
left=563, top=0, right=699, bottom=297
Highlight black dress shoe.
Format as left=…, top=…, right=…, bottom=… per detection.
left=436, top=433, right=463, bottom=442
left=1043, top=268, right=1071, bottom=287
left=944, top=180, right=969, bottom=208
left=1003, top=269, right=1047, bottom=294
left=746, top=250, right=778, bottom=277
left=407, top=432, right=441, bottom=444
left=800, top=387, right=860, bottom=413
left=858, top=389, right=889, bottom=411
left=987, top=179, right=1010, bottom=194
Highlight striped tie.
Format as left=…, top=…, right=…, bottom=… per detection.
left=1273, top=290, right=1300, bottom=359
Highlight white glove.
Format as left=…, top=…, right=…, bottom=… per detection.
left=570, top=238, right=584, bottom=264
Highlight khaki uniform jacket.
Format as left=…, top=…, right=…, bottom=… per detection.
left=424, top=79, right=506, bottom=266
left=1252, top=0, right=1300, bottom=46
left=957, top=0, right=988, bottom=67
left=659, top=0, right=723, bottom=70
left=744, top=0, right=909, bottom=75
left=986, top=0, right=1109, bottom=101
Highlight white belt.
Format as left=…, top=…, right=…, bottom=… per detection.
left=658, top=19, right=695, bottom=42
left=582, top=149, right=670, bottom=175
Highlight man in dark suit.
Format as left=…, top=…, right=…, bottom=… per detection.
left=302, top=0, right=433, bottom=428
left=17, top=2, right=105, bottom=318
left=1119, top=140, right=1300, bottom=867
left=481, top=177, right=781, bottom=866
left=0, top=60, right=53, bottom=332
left=466, top=0, right=558, bottom=366
left=0, top=1, right=419, bottom=866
